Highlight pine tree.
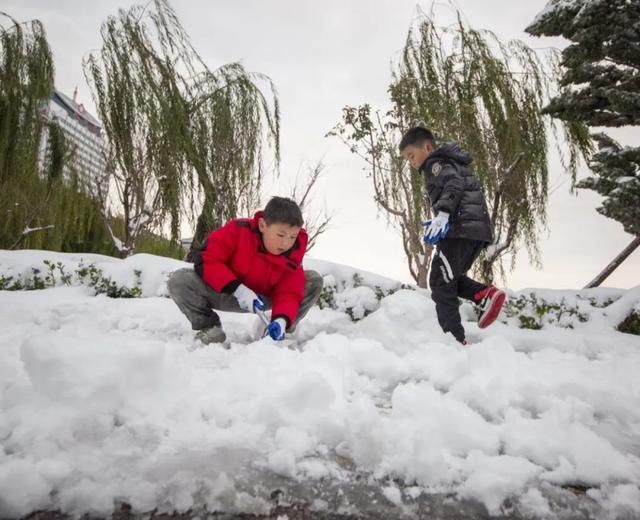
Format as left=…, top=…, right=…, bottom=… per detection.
left=577, top=134, right=640, bottom=286
left=579, top=134, right=640, bottom=237
left=527, top=0, right=640, bottom=287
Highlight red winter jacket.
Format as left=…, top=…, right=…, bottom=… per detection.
left=193, top=212, right=308, bottom=326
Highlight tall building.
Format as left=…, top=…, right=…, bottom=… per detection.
left=38, top=89, right=107, bottom=197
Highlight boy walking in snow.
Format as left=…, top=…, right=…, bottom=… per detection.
left=399, top=126, right=506, bottom=345
left=167, top=196, right=323, bottom=345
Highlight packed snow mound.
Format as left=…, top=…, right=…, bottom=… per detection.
left=1, top=250, right=639, bottom=518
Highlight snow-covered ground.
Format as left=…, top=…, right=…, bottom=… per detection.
left=1, top=250, right=639, bottom=519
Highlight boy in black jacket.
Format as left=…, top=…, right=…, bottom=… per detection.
left=400, top=126, right=506, bottom=345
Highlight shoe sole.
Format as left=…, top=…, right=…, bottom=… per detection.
left=194, top=334, right=228, bottom=346
left=478, top=290, right=506, bottom=329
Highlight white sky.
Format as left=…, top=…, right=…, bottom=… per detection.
left=5, top=0, right=639, bottom=290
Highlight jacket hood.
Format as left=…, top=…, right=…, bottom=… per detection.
left=428, top=142, right=473, bottom=166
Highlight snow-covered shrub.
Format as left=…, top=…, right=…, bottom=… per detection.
left=0, top=274, right=18, bottom=290
left=0, top=251, right=182, bottom=297
left=504, top=293, right=590, bottom=330
left=0, top=252, right=414, bottom=314
left=0, top=259, right=142, bottom=298
left=75, top=262, right=143, bottom=298
left=317, top=272, right=412, bottom=322
left=501, top=290, right=636, bottom=331
left=617, top=306, right=640, bottom=336
left=0, top=260, right=75, bottom=291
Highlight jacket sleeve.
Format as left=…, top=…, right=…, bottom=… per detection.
left=195, top=221, right=241, bottom=292
left=270, top=266, right=305, bottom=328
left=434, top=163, right=465, bottom=215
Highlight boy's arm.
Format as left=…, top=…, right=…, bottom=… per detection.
left=194, top=221, right=241, bottom=292
left=433, top=163, right=464, bottom=215
left=270, top=266, right=305, bottom=328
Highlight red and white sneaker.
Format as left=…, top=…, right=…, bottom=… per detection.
left=474, top=286, right=507, bottom=329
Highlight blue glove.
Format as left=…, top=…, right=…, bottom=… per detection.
left=422, top=212, right=450, bottom=245
left=266, top=317, right=287, bottom=341
left=233, top=284, right=265, bottom=313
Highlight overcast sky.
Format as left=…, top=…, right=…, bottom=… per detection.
left=5, top=0, right=639, bottom=289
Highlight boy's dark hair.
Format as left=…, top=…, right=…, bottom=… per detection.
left=263, top=196, right=304, bottom=227
left=399, top=126, right=436, bottom=151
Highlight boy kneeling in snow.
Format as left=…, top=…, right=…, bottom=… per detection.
left=168, top=196, right=323, bottom=345
left=399, top=126, right=506, bottom=345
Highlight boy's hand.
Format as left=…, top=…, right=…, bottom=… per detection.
left=266, top=318, right=287, bottom=341
left=233, top=284, right=265, bottom=312
left=423, top=212, right=450, bottom=245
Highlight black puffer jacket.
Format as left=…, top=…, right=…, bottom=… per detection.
left=420, top=142, right=493, bottom=243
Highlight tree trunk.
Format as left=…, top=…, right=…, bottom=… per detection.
left=584, top=236, right=640, bottom=288
left=188, top=197, right=218, bottom=262
left=417, top=262, right=429, bottom=289
left=479, top=258, right=494, bottom=286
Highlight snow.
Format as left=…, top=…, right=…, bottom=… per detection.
left=518, top=487, right=553, bottom=517
left=530, top=0, right=581, bottom=26
left=458, top=451, right=542, bottom=516
left=588, top=484, right=640, bottom=519
left=1, top=250, right=640, bottom=517
left=381, top=484, right=402, bottom=505
left=485, top=241, right=508, bottom=260
left=21, top=225, right=55, bottom=236
left=530, top=0, right=594, bottom=28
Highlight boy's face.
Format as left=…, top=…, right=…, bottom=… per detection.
left=258, top=218, right=301, bottom=255
left=401, top=142, right=433, bottom=171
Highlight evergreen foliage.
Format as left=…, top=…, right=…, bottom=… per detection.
left=527, top=0, right=640, bottom=287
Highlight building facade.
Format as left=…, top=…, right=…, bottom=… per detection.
left=38, top=89, right=107, bottom=197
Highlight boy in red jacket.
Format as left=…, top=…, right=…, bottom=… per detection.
left=167, top=197, right=323, bottom=345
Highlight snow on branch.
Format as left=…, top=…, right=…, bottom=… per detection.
left=9, top=224, right=55, bottom=250
left=22, top=225, right=55, bottom=236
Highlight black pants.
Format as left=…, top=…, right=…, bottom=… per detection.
left=429, top=238, right=487, bottom=342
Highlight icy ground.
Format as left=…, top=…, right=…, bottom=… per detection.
left=0, top=251, right=639, bottom=519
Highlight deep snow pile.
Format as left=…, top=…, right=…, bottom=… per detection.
left=1, top=250, right=639, bottom=518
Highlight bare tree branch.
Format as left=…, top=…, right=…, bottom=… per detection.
left=9, top=225, right=55, bottom=250
left=285, top=162, right=333, bottom=251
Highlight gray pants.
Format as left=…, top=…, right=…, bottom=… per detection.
left=167, top=268, right=324, bottom=331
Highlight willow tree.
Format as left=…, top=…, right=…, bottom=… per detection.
left=185, top=63, right=280, bottom=255
left=0, top=13, right=131, bottom=255
left=84, top=0, right=279, bottom=258
left=331, top=14, right=590, bottom=286
left=0, top=13, right=54, bottom=247
left=84, top=2, right=191, bottom=256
